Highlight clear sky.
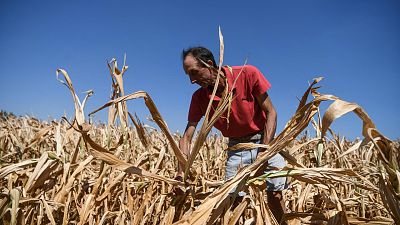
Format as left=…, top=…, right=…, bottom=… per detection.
left=1, top=0, right=399, bottom=140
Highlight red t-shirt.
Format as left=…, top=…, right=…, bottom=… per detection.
left=188, top=65, right=271, bottom=137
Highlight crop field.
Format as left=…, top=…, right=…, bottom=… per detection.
left=1, top=46, right=399, bottom=224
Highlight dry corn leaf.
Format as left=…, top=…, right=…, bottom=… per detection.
left=10, top=188, right=20, bottom=225
left=56, top=69, right=92, bottom=125
left=89, top=91, right=187, bottom=168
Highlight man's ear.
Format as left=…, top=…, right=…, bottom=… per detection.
left=207, top=60, right=214, bottom=68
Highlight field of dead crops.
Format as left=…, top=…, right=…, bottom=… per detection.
left=1, top=51, right=399, bottom=224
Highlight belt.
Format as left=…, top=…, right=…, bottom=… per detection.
left=229, top=131, right=263, bottom=143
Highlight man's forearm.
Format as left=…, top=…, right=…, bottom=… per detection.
left=255, top=93, right=277, bottom=149
left=177, top=122, right=196, bottom=176
left=262, top=111, right=277, bottom=148
left=177, top=138, right=189, bottom=175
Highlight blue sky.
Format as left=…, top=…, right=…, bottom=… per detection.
left=0, top=0, right=399, bottom=140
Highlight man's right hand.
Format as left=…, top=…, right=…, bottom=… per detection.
left=175, top=174, right=183, bottom=182
left=174, top=173, right=185, bottom=195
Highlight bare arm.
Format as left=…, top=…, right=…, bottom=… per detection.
left=177, top=121, right=197, bottom=177
left=255, top=92, right=277, bottom=151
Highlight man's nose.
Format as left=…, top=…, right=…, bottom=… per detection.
left=189, top=75, right=197, bottom=84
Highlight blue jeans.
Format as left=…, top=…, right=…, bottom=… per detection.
left=225, top=133, right=288, bottom=191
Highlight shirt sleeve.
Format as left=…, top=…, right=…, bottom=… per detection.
left=247, top=65, right=271, bottom=97
left=188, top=91, right=204, bottom=122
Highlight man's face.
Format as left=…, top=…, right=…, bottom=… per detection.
left=183, top=54, right=215, bottom=88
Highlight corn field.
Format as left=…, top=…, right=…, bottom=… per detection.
left=1, top=34, right=399, bottom=224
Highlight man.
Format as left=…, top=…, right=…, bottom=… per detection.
left=177, top=46, right=287, bottom=223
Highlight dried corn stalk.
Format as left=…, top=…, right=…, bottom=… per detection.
left=1, top=32, right=398, bottom=224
